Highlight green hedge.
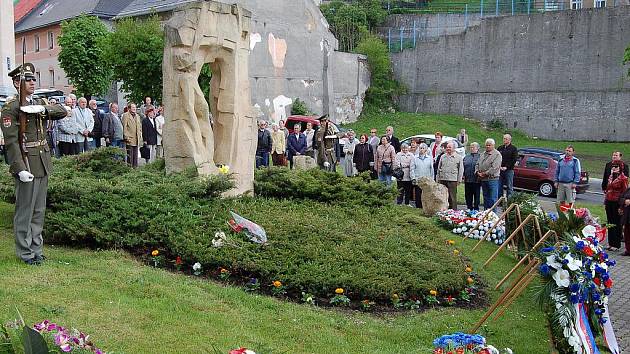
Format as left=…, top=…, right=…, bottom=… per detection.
left=0, top=150, right=468, bottom=304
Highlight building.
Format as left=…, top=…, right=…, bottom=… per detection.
left=13, top=0, right=134, bottom=94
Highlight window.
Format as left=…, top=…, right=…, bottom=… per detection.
left=595, top=0, right=606, bottom=7
left=525, top=157, right=549, bottom=170
left=36, top=72, right=41, bottom=88
left=571, top=0, right=582, bottom=9
left=47, top=31, right=54, bottom=49
left=34, top=35, right=40, bottom=52
left=49, top=69, right=55, bottom=87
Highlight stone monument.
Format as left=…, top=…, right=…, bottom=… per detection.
left=417, top=177, right=449, bottom=216
left=162, top=1, right=255, bottom=196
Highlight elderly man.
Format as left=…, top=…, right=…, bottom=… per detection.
left=102, top=103, right=124, bottom=148
left=437, top=141, right=464, bottom=209
left=0, top=63, right=67, bottom=265
left=88, top=99, right=104, bottom=149
left=56, top=97, right=80, bottom=156
left=72, top=97, right=94, bottom=153
left=497, top=133, right=518, bottom=198
left=122, top=103, right=143, bottom=168
left=255, top=120, right=272, bottom=168
left=475, top=138, right=502, bottom=210
left=287, top=124, right=306, bottom=169
left=385, top=125, right=401, bottom=153
left=555, top=145, right=581, bottom=206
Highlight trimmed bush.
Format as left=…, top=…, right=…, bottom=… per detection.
left=0, top=150, right=469, bottom=305
left=254, top=167, right=397, bottom=207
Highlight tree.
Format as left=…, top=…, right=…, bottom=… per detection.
left=101, top=15, right=164, bottom=104
left=58, top=15, right=112, bottom=98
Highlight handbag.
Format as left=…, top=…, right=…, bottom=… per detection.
left=140, top=145, right=150, bottom=159
left=392, top=166, right=404, bottom=180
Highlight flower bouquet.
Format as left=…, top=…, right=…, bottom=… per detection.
left=432, top=332, right=512, bottom=354
left=536, top=224, right=620, bottom=354
left=435, top=209, right=506, bottom=245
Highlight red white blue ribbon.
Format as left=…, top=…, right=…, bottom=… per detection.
left=601, top=305, right=620, bottom=354
left=575, top=303, right=599, bottom=354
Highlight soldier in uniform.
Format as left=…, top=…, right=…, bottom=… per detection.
left=315, top=114, right=340, bottom=172
left=0, top=63, right=68, bottom=265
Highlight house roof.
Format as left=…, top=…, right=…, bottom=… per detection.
left=116, top=0, right=197, bottom=18
left=13, top=0, right=45, bottom=24
left=14, top=0, right=136, bottom=33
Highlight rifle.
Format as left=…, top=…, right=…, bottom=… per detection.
left=18, top=37, right=30, bottom=172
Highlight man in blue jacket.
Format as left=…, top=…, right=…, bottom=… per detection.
left=555, top=145, right=581, bottom=205
left=287, top=123, right=306, bottom=169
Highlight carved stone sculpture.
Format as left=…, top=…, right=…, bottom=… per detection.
left=163, top=1, right=255, bottom=195
left=417, top=177, right=449, bottom=216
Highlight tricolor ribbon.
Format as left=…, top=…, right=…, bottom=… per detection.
left=575, top=303, right=600, bottom=354
left=601, top=305, right=620, bottom=354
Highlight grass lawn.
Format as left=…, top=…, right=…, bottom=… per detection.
left=0, top=201, right=550, bottom=353
left=343, top=111, right=629, bottom=178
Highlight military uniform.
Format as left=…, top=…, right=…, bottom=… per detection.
left=315, top=115, right=339, bottom=172
left=0, top=63, right=67, bottom=264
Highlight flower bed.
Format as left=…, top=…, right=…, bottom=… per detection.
left=435, top=209, right=506, bottom=245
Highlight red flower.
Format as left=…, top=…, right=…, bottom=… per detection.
left=175, top=256, right=183, bottom=265
left=605, top=279, right=613, bottom=288
left=433, top=349, right=444, bottom=354
left=594, top=278, right=601, bottom=286
left=229, top=348, right=248, bottom=354
left=478, top=350, right=491, bottom=354
left=584, top=247, right=594, bottom=257
left=455, top=348, right=465, bottom=354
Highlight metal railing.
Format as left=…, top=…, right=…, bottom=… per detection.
left=384, top=0, right=620, bottom=14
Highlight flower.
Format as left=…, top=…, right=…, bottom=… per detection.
left=564, top=254, right=582, bottom=271
left=273, top=280, right=282, bottom=288
left=552, top=269, right=571, bottom=287
left=447, top=240, right=455, bottom=245
left=220, top=268, right=228, bottom=274
left=335, top=288, right=344, bottom=294
left=175, top=256, right=183, bottom=266
left=453, top=250, right=460, bottom=256
left=539, top=264, right=551, bottom=276
left=219, top=165, right=230, bottom=174
left=466, top=277, right=474, bottom=285
left=465, top=267, right=472, bottom=272
left=392, top=293, right=399, bottom=300
left=362, top=299, right=370, bottom=305
left=151, top=250, right=159, bottom=257
left=192, top=262, right=202, bottom=271
left=582, top=225, right=596, bottom=238
left=429, top=289, right=438, bottom=296
left=546, top=255, right=563, bottom=270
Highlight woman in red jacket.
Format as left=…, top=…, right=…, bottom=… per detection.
left=605, top=161, right=627, bottom=251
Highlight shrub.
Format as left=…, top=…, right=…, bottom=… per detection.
left=254, top=167, right=397, bottom=207
left=9, top=151, right=470, bottom=306
left=290, top=98, right=311, bottom=116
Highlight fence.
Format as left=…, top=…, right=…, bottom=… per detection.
left=384, top=0, right=622, bottom=14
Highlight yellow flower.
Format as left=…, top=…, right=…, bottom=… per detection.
left=467, top=277, right=475, bottom=285
left=429, top=289, right=438, bottom=296
left=453, top=249, right=460, bottom=256
left=218, top=165, right=230, bottom=174
left=220, top=268, right=228, bottom=274
left=151, top=250, right=159, bottom=257
left=465, top=267, right=472, bottom=273
left=335, top=288, right=344, bottom=295
left=392, top=293, right=399, bottom=300
left=273, top=280, right=282, bottom=288
left=447, top=240, right=455, bottom=245
left=362, top=299, right=370, bottom=305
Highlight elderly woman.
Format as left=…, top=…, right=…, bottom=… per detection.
left=604, top=161, right=627, bottom=251
left=353, top=134, right=373, bottom=174
left=463, top=142, right=482, bottom=210
left=395, top=143, right=415, bottom=205
left=437, top=141, right=464, bottom=210
left=475, top=138, right=503, bottom=210
left=271, top=123, right=287, bottom=167
left=409, top=138, right=420, bottom=158
left=410, top=143, right=433, bottom=208
left=376, top=136, right=396, bottom=187
left=342, top=129, right=359, bottom=177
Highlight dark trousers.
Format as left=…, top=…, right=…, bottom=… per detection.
left=625, top=224, right=630, bottom=254
left=256, top=150, right=269, bottom=168
left=58, top=141, right=79, bottom=156
left=605, top=200, right=622, bottom=248
left=126, top=145, right=139, bottom=168
left=397, top=180, right=412, bottom=204
left=465, top=182, right=481, bottom=211
left=440, top=180, right=458, bottom=210
left=413, top=185, right=423, bottom=208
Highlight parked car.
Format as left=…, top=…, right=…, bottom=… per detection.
left=34, top=89, right=64, bottom=100
left=513, top=151, right=589, bottom=197
left=94, top=97, right=110, bottom=113
left=400, top=134, right=466, bottom=156
left=285, top=115, right=320, bottom=134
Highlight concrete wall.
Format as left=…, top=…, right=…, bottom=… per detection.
left=392, top=6, right=630, bottom=141
left=237, top=0, right=369, bottom=124
left=379, top=13, right=483, bottom=40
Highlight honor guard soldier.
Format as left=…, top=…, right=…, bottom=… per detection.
left=0, top=63, right=68, bottom=265
left=315, top=114, right=341, bottom=172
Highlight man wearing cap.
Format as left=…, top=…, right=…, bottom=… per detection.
left=0, top=63, right=68, bottom=265
left=315, top=115, right=340, bottom=172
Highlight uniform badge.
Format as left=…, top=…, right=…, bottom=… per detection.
left=2, top=116, right=10, bottom=128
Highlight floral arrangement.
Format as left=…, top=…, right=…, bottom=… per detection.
left=435, top=209, right=506, bottom=245
left=536, top=224, right=619, bottom=354
left=1, top=318, right=106, bottom=354
left=432, top=332, right=512, bottom=354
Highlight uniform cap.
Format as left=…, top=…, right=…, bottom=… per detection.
left=8, top=63, right=36, bottom=79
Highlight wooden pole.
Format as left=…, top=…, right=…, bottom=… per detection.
left=483, top=214, right=534, bottom=267
left=470, top=204, right=514, bottom=248
left=492, top=264, right=540, bottom=320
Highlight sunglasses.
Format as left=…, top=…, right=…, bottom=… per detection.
left=24, top=78, right=37, bottom=82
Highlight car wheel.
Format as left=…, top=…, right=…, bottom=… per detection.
left=539, top=181, right=555, bottom=197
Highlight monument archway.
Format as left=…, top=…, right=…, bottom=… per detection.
left=162, top=1, right=255, bottom=195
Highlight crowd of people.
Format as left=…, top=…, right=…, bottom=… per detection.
left=44, top=95, right=164, bottom=167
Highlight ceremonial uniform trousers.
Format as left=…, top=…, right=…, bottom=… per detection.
left=0, top=97, right=67, bottom=261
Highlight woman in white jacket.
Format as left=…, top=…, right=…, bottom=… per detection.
left=410, top=143, right=434, bottom=208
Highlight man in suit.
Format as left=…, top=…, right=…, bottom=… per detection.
left=287, top=123, right=306, bottom=169
left=386, top=126, right=401, bottom=153
left=0, top=63, right=68, bottom=265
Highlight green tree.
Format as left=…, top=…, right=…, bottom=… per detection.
left=101, top=15, right=164, bottom=104
left=58, top=15, right=112, bottom=98
left=355, top=35, right=405, bottom=109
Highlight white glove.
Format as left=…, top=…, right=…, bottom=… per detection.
left=18, top=171, right=34, bottom=183
left=324, top=161, right=330, bottom=168
left=20, top=105, right=46, bottom=114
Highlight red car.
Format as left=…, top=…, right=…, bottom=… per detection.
left=514, top=152, right=589, bottom=197
left=285, top=115, right=320, bottom=135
